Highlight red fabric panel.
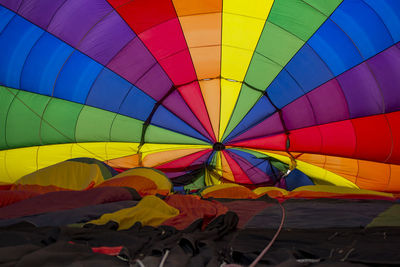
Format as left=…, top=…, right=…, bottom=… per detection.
left=352, top=114, right=392, bottom=162
left=156, top=149, right=212, bottom=171
left=222, top=151, right=253, bottom=184
left=230, top=133, right=287, bottom=151
left=139, top=19, right=187, bottom=61
left=0, top=191, right=40, bottom=208
left=107, top=0, right=177, bottom=34
left=289, top=127, right=321, bottom=153
left=0, top=187, right=134, bottom=219
left=319, top=120, right=356, bottom=157
left=386, top=112, right=400, bottom=164
left=92, top=246, right=124, bottom=256
left=178, top=82, right=216, bottom=141
left=163, top=194, right=228, bottom=230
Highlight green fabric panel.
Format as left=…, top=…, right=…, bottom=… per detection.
left=268, top=0, right=326, bottom=41
left=110, top=114, right=206, bottom=145
left=110, top=114, right=143, bottom=142
left=0, top=86, right=17, bottom=149
left=221, top=85, right=263, bottom=141
left=367, top=205, right=400, bottom=228
left=256, top=22, right=304, bottom=66
left=244, top=53, right=282, bottom=89
left=75, top=106, right=115, bottom=142
left=303, top=0, right=343, bottom=16
left=6, top=90, right=50, bottom=148
left=41, top=98, right=82, bottom=144
left=184, top=171, right=206, bottom=191
left=146, top=124, right=207, bottom=145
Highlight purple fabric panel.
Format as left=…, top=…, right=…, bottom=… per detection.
left=0, top=0, right=23, bottom=12
left=107, top=37, right=157, bottom=85
left=337, top=62, right=384, bottom=118
left=282, top=96, right=315, bottom=131
left=228, top=113, right=284, bottom=144
left=226, top=150, right=271, bottom=184
left=307, top=79, right=350, bottom=125
left=78, top=11, right=134, bottom=65
left=191, top=151, right=212, bottom=165
left=368, top=45, right=400, bottom=113
left=135, top=63, right=173, bottom=101
left=164, top=91, right=212, bottom=141
left=18, top=0, right=66, bottom=29
left=47, top=0, right=112, bottom=47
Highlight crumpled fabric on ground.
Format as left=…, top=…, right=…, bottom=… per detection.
left=86, top=195, right=179, bottom=230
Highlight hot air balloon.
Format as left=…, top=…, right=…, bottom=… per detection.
left=1, top=0, right=399, bottom=193
left=0, top=0, right=400, bottom=265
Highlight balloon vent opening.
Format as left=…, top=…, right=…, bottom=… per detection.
left=213, top=142, right=225, bottom=151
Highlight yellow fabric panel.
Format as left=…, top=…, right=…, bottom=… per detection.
left=142, top=146, right=211, bottom=167
left=0, top=142, right=174, bottom=184
left=0, top=151, right=8, bottom=183
left=88, top=195, right=179, bottom=230
left=215, top=151, right=223, bottom=177
left=253, top=186, right=289, bottom=196
left=4, top=147, right=38, bottom=183
left=205, top=167, right=223, bottom=186
left=223, top=0, right=273, bottom=20
left=221, top=0, right=273, bottom=80
left=201, top=183, right=240, bottom=195
left=15, top=161, right=104, bottom=190
left=293, top=185, right=393, bottom=198
left=221, top=47, right=253, bottom=81
left=252, top=150, right=358, bottom=188
left=112, top=167, right=172, bottom=192
left=219, top=80, right=242, bottom=141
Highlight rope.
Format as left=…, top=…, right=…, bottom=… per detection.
left=248, top=202, right=286, bottom=267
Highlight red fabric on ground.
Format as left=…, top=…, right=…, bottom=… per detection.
left=162, top=194, right=229, bottom=230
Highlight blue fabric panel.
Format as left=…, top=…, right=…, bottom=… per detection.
left=285, top=44, right=334, bottom=93
left=224, top=96, right=275, bottom=142
left=0, top=6, right=14, bottom=33
left=229, top=149, right=279, bottom=181
left=331, top=0, right=393, bottom=59
left=285, top=169, right=314, bottom=191
left=86, top=68, right=132, bottom=113
left=266, top=69, right=304, bottom=108
left=363, top=0, right=400, bottom=42
left=119, top=86, right=155, bottom=120
left=53, top=51, right=102, bottom=104
left=21, top=32, right=73, bottom=96
left=152, top=106, right=209, bottom=142
left=0, top=16, right=43, bottom=89
left=308, top=19, right=363, bottom=76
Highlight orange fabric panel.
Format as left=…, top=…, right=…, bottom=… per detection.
left=355, top=160, right=390, bottom=191
left=190, top=46, right=221, bottom=79
left=179, top=13, right=221, bottom=48
left=388, top=165, right=400, bottom=192
left=9, top=184, right=76, bottom=194
left=202, top=186, right=258, bottom=199
left=105, top=154, right=141, bottom=169
left=143, top=148, right=206, bottom=167
left=323, top=156, right=358, bottom=183
left=220, top=151, right=235, bottom=182
left=172, top=0, right=222, bottom=16
left=199, top=79, right=221, bottom=139
left=96, top=175, right=163, bottom=196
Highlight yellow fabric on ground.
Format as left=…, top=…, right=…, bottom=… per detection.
left=87, top=195, right=179, bottom=230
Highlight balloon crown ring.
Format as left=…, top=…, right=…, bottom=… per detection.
left=213, top=142, right=225, bottom=151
